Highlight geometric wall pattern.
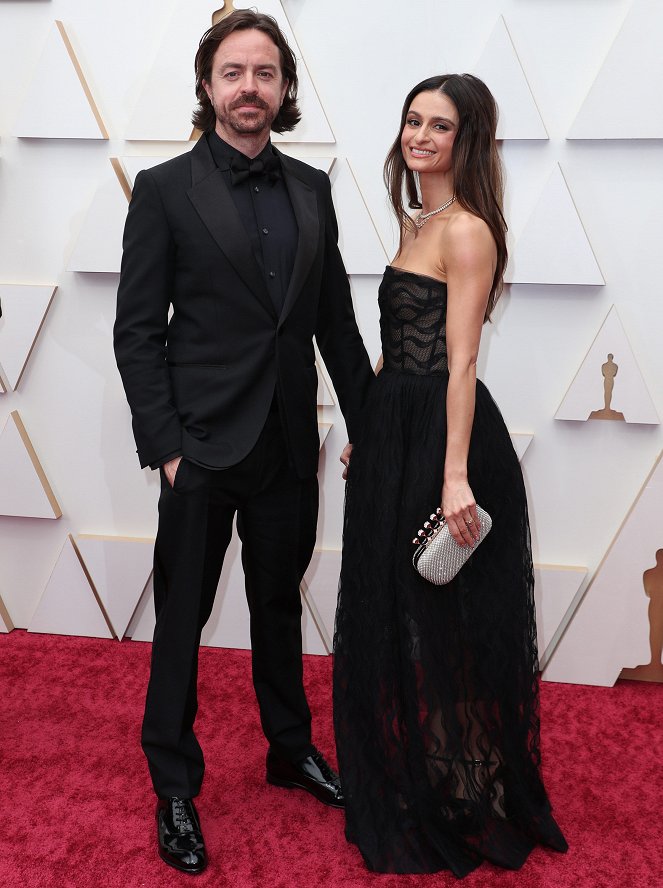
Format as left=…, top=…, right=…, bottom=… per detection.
left=510, top=433, right=533, bottom=462
left=544, top=451, right=663, bottom=686
left=0, top=592, right=14, bottom=633
left=332, top=160, right=389, bottom=274
left=73, top=535, right=154, bottom=638
left=568, top=0, right=663, bottom=140
left=0, top=412, right=62, bottom=519
left=555, top=305, right=660, bottom=425
left=534, top=564, right=588, bottom=670
left=67, top=162, right=129, bottom=273
left=28, top=535, right=114, bottom=638
left=13, top=21, right=108, bottom=140
left=316, top=359, right=335, bottom=406
left=0, top=285, right=57, bottom=390
left=125, top=0, right=334, bottom=142
left=505, top=164, right=605, bottom=285
left=317, top=421, right=333, bottom=451
left=471, top=16, right=548, bottom=140
left=2, top=0, right=662, bottom=697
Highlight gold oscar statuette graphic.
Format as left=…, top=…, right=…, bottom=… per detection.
left=588, top=353, right=625, bottom=420
left=212, top=2, right=236, bottom=26
left=620, top=549, right=663, bottom=683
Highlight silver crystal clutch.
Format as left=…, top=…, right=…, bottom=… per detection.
left=412, top=505, right=492, bottom=585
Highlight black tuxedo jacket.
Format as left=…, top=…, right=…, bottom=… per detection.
left=114, top=136, right=373, bottom=477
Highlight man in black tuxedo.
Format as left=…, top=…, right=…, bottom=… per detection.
left=114, top=10, right=373, bottom=875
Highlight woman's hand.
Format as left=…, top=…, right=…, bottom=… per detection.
left=441, top=480, right=480, bottom=546
left=340, top=442, right=353, bottom=480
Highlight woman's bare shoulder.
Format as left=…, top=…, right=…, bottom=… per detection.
left=442, top=210, right=495, bottom=267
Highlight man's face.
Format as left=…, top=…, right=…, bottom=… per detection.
left=203, top=28, right=288, bottom=145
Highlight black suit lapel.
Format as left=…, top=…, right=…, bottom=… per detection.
left=186, top=138, right=277, bottom=321
left=279, top=152, right=319, bottom=325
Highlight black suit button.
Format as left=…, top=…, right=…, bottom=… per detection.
left=262, top=227, right=269, bottom=235
left=254, top=185, right=260, bottom=193
left=268, top=271, right=276, bottom=279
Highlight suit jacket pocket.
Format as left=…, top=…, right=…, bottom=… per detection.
left=168, top=364, right=230, bottom=434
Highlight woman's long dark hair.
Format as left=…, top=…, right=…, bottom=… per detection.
left=384, top=74, right=507, bottom=320
left=192, top=10, right=300, bottom=134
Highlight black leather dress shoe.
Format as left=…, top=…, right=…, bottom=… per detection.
left=266, top=747, right=345, bottom=808
left=156, top=797, right=207, bottom=874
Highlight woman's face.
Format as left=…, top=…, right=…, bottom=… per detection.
left=400, top=89, right=459, bottom=177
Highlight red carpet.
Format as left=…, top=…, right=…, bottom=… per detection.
left=1, top=630, right=661, bottom=888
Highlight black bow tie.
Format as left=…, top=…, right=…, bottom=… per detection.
left=230, top=153, right=281, bottom=186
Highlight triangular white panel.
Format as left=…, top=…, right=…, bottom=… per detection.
left=332, top=160, right=389, bottom=275
left=14, top=21, right=108, bottom=140
left=0, top=593, right=14, bottom=633
left=301, top=590, right=329, bottom=655
left=122, top=154, right=191, bottom=188
left=506, top=165, right=604, bottom=285
left=301, top=549, right=342, bottom=653
left=0, top=412, right=61, bottom=519
left=316, top=359, right=335, bottom=406
left=569, top=0, right=663, bottom=139
left=125, top=0, right=334, bottom=143
left=472, top=17, right=547, bottom=140
left=28, top=535, right=113, bottom=638
left=555, top=305, right=659, bottom=425
left=510, top=433, right=533, bottom=462
left=544, top=452, right=663, bottom=686
left=0, top=285, right=57, bottom=390
left=125, top=573, right=156, bottom=642
left=74, top=536, right=154, bottom=638
left=318, top=421, right=332, bottom=450
left=533, top=564, right=587, bottom=667
left=67, top=162, right=130, bottom=273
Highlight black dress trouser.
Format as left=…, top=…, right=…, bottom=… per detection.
left=141, top=412, right=318, bottom=799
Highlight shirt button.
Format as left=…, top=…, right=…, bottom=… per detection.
left=254, top=185, right=260, bottom=193
left=268, top=271, right=276, bottom=279
left=262, top=227, right=269, bottom=235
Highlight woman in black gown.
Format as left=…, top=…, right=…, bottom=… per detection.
left=333, top=74, right=567, bottom=877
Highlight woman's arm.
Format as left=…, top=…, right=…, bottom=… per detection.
left=441, top=214, right=496, bottom=545
left=340, top=353, right=384, bottom=478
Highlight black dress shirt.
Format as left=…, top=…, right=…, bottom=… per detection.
left=206, top=131, right=298, bottom=315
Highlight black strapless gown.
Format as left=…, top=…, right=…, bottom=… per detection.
left=333, top=267, right=567, bottom=877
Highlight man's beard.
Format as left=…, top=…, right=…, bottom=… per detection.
left=216, top=94, right=275, bottom=135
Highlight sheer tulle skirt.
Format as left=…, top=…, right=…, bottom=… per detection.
left=333, top=369, right=567, bottom=877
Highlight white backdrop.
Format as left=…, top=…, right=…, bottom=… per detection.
left=1, top=0, right=662, bottom=685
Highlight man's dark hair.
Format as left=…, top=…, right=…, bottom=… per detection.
left=192, top=10, right=300, bottom=134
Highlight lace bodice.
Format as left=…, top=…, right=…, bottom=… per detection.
left=379, top=265, right=448, bottom=375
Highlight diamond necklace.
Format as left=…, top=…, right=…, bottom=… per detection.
left=414, top=196, right=456, bottom=229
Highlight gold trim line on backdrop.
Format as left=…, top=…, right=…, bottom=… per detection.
left=10, top=411, right=62, bottom=518
left=110, top=158, right=133, bottom=203
left=0, top=594, right=14, bottom=632
left=55, top=21, right=109, bottom=139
